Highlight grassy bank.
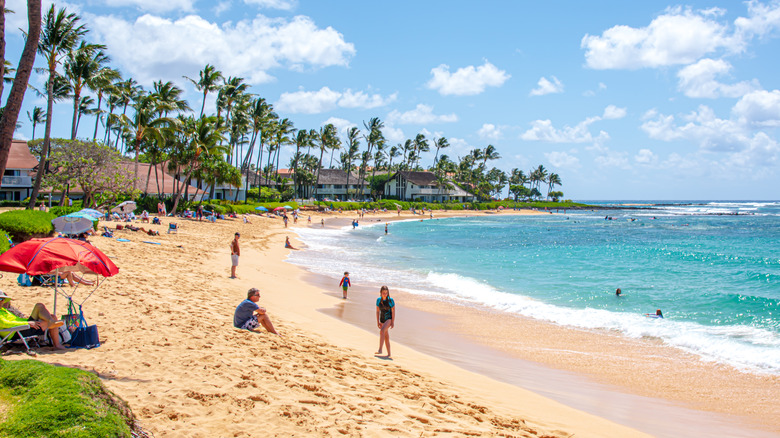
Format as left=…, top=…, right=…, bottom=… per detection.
left=0, top=359, right=139, bottom=438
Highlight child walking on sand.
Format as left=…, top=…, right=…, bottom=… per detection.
left=375, top=285, right=395, bottom=359
left=338, top=272, right=351, bottom=299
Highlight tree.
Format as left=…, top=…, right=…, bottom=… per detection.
left=546, top=172, right=562, bottom=199
left=26, top=107, right=45, bottom=140
left=432, top=136, right=449, bottom=168
left=482, top=144, right=501, bottom=167
left=27, top=5, right=87, bottom=209
left=343, top=126, right=360, bottom=198
left=184, top=64, right=223, bottom=118
left=44, top=139, right=135, bottom=208
left=64, top=40, right=108, bottom=139
left=87, top=66, right=120, bottom=142
left=0, top=0, right=42, bottom=181
left=313, top=123, right=337, bottom=198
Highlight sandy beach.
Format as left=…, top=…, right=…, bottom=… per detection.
left=2, top=208, right=778, bottom=437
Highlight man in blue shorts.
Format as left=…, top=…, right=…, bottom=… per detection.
left=233, top=288, right=279, bottom=335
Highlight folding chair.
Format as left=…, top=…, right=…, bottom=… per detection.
left=167, top=223, right=178, bottom=234
left=0, top=325, right=38, bottom=352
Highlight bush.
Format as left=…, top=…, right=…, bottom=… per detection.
left=0, top=210, right=56, bottom=242
left=0, top=230, right=10, bottom=254
left=49, top=206, right=81, bottom=217
left=0, top=359, right=135, bottom=437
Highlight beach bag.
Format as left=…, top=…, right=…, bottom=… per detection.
left=58, top=325, right=71, bottom=345
left=17, top=273, right=33, bottom=287
left=69, top=306, right=100, bottom=349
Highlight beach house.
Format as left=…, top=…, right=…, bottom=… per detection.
left=0, top=140, right=38, bottom=201
left=383, top=171, right=474, bottom=202
left=305, top=168, right=369, bottom=201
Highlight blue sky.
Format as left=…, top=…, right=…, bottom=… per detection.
left=4, top=0, right=780, bottom=200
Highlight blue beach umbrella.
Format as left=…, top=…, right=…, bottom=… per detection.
left=255, top=206, right=268, bottom=211
left=77, top=208, right=104, bottom=219
left=66, top=211, right=100, bottom=221
left=52, top=216, right=94, bottom=236
left=283, top=205, right=293, bottom=210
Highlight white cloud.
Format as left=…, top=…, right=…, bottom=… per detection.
left=545, top=151, right=580, bottom=168
left=275, top=87, right=396, bottom=114
left=90, top=13, right=355, bottom=86
left=103, top=0, right=195, bottom=13
left=677, top=58, right=760, bottom=98
left=521, top=117, right=609, bottom=144
left=581, top=7, right=738, bottom=69
left=634, top=149, right=658, bottom=165
left=387, top=104, right=458, bottom=125
left=244, top=0, right=297, bottom=10
left=322, top=117, right=356, bottom=135
left=602, top=105, right=627, bottom=119
left=732, top=90, right=780, bottom=127
left=214, top=1, right=232, bottom=15
left=478, top=123, right=502, bottom=140
left=530, top=76, right=563, bottom=96
left=594, top=149, right=631, bottom=169
left=426, top=61, right=510, bottom=96
left=641, top=102, right=780, bottom=167
left=734, top=0, right=780, bottom=40
left=383, top=126, right=405, bottom=143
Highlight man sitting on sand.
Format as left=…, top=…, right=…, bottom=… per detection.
left=233, top=288, right=279, bottom=335
left=0, top=292, right=65, bottom=349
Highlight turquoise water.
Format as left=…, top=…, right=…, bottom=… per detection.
left=289, top=201, right=780, bottom=374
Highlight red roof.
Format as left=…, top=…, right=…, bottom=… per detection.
left=7, top=140, right=39, bottom=170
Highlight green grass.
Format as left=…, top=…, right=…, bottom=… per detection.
left=0, top=359, right=134, bottom=438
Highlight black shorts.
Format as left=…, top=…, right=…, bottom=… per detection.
left=18, top=317, right=44, bottom=338
left=380, top=313, right=392, bottom=324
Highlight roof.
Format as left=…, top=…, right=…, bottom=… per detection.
left=390, top=171, right=438, bottom=186
left=316, top=168, right=366, bottom=185
left=6, top=140, right=39, bottom=170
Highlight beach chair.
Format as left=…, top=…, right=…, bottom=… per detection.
left=0, top=325, right=38, bottom=352
left=167, top=223, right=179, bottom=234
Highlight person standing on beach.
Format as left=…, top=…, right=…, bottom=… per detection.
left=375, top=285, right=395, bottom=359
left=230, top=233, right=240, bottom=278
left=339, top=272, right=351, bottom=299
left=321, top=218, right=325, bottom=228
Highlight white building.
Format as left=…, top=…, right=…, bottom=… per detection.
left=1, top=140, right=37, bottom=201
left=384, top=171, right=474, bottom=202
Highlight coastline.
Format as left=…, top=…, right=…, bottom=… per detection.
left=289, top=210, right=780, bottom=437
left=2, top=209, right=648, bottom=437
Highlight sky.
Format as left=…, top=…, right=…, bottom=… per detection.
left=4, top=0, right=780, bottom=200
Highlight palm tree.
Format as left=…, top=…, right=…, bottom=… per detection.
left=412, top=133, right=428, bottom=170
left=87, top=67, right=120, bottom=142
left=184, top=64, right=223, bottom=118
left=387, top=145, right=401, bottom=170
left=546, top=172, right=562, bottom=199
left=313, top=123, right=337, bottom=199
left=432, top=136, right=449, bottom=168
left=74, top=95, right=95, bottom=136
left=272, top=117, right=294, bottom=182
left=343, top=127, right=360, bottom=199
left=482, top=144, right=501, bottom=167
left=0, top=0, right=41, bottom=182
left=291, top=129, right=312, bottom=198
left=26, top=107, right=46, bottom=140
left=28, top=5, right=88, bottom=209
left=170, top=115, right=227, bottom=214
left=532, top=164, right=548, bottom=193
left=360, top=117, right=384, bottom=198
left=151, top=80, right=191, bottom=116
left=64, top=40, right=108, bottom=139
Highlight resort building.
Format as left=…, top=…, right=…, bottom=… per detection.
left=384, top=171, right=475, bottom=203
left=305, top=168, right=369, bottom=201
left=1, top=140, right=38, bottom=201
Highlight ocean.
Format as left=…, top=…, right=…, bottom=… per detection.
left=287, top=201, right=780, bottom=375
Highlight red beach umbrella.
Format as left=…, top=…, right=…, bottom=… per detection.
left=0, top=237, right=118, bottom=315
left=273, top=206, right=286, bottom=211
left=0, top=237, right=118, bottom=277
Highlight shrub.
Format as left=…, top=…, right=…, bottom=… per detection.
left=0, top=359, right=135, bottom=437
left=49, top=206, right=81, bottom=217
left=0, top=230, right=10, bottom=254
left=0, top=210, right=56, bottom=242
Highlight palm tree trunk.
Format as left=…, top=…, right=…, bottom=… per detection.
left=0, top=0, right=41, bottom=192
left=28, top=65, right=56, bottom=209
left=70, top=90, right=80, bottom=139
left=92, top=91, right=103, bottom=142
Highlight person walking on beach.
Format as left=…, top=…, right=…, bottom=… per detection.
left=339, top=272, right=351, bottom=299
left=321, top=218, right=325, bottom=228
left=230, top=233, right=240, bottom=278
left=375, top=285, right=395, bottom=359
left=233, top=288, right=279, bottom=335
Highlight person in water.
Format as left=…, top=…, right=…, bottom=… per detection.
left=375, top=285, right=395, bottom=359
left=338, top=272, right=351, bottom=299
left=645, top=309, right=663, bottom=318
left=616, top=288, right=622, bottom=296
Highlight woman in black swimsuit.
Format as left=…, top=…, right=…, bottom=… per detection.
left=375, top=285, right=395, bottom=359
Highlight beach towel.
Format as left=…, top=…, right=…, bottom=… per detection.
left=142, top=241, right=161, bottom=245
left=116, top=238, right=131, bottom=242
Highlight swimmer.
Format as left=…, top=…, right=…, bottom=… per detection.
left=644, top=309, right=663, bottom=318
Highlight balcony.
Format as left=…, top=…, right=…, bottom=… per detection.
left=1, top=176, right=32, bottom=187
